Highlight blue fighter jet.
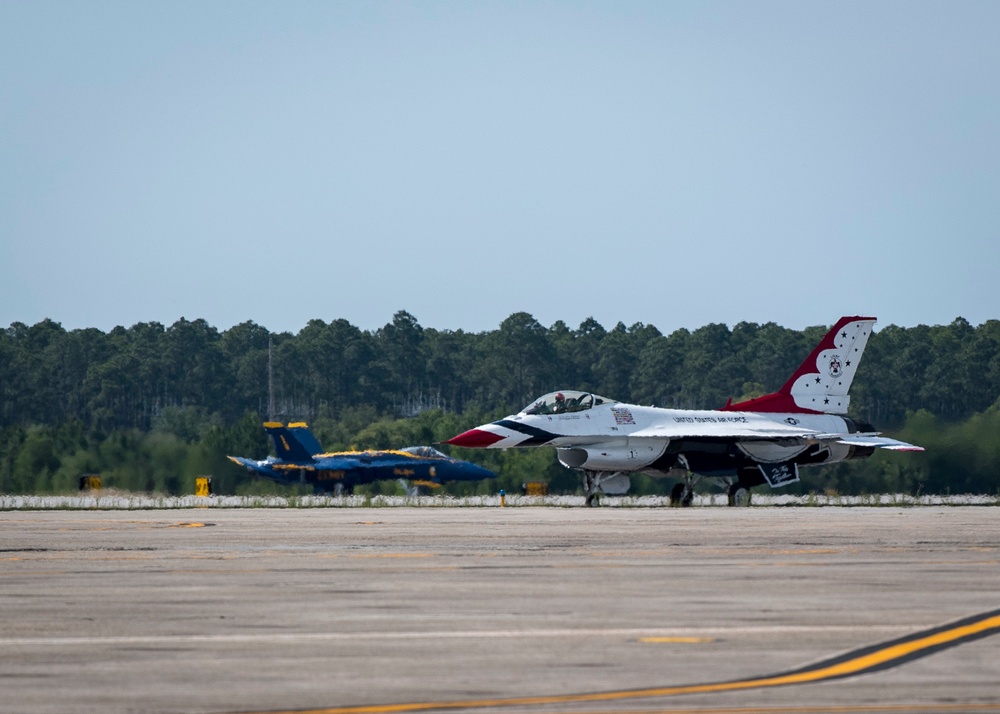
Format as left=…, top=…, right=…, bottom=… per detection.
left=228, top=422, right=496, bottom=494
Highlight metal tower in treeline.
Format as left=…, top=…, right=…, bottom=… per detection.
left=268, top=336, right=275, bottom=422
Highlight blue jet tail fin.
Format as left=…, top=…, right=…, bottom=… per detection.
left=263, top=422, right=316, bottom=462
left=286, top=422, right=324, bottom=456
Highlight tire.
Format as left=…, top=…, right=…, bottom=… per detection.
left=670, top=483, right=693, bottom=507
left=728, top=483, right=752, bottom=507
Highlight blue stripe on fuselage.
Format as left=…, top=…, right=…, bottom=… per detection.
left=495, top=420, right=558, bottom=446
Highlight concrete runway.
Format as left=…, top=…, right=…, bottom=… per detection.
left=2, top=506, right=999, bottom=714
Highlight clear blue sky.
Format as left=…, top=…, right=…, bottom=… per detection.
left=2, top=1, right=998, bottom=336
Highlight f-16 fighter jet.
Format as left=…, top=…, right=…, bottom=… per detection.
left=230, top=422, right=495, bottom=494
left=446, top=316, right=922, bottom=506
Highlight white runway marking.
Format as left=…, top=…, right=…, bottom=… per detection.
left=2, top=624, right=909, bottom=647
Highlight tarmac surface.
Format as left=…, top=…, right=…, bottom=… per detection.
left=2, top=506, right=999, bottom=714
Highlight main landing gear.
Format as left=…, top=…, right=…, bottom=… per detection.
left=711, top=477, right=753, bottom=507
left=669, top=472, right=701, bottom=507
left=670, top=475, right=754, bottom=507
left=327, top=483, right=355, bottom=496
left=669, top=482, right=693, bottom=507
left=727, top=482, right=752, bottom=507
left=583, top=471, right=602, bottom=507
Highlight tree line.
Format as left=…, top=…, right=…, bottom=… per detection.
left=1, top=312, right=998, bottom=496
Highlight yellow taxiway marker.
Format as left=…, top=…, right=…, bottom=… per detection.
left=247, top=607, right=1000, bottom=714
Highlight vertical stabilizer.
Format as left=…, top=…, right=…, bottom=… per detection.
left=287, top=422, right=323, bottom=456
left=263, top=422, right=316, bottom=462
left=722, top=316, right=876, bottom=415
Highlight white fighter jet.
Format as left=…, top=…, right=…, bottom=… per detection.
left=446, top=316, right=923, bottom=506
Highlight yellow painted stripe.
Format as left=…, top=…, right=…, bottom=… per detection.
left=244, top=610, right=1000, bottom=714
left=313, top=450, right=425, bottom=459
left=420, top=706, right=1000, bottom=714
left=429, top=706, right=1000, bottom=714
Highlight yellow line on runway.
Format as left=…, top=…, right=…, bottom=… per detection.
left=495, top=705, right=1000, bottom=714
left=243, top=609, right=1000, bottom=714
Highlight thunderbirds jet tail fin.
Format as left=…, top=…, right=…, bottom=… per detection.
left=263, top=422, right=320, bottom=462
left=722, top=316, right=876, bottom=415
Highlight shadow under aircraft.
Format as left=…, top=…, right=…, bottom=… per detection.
left=228, top=422, right=496, bottom=495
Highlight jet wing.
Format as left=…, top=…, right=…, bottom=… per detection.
left=311, top=454, right=371, bottom=470
left=629, top=420, right=924, bottom=452
left=629, top=419, right=822, bottom=441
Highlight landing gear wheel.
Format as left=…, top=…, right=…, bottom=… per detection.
left=728, top=483, right=752, bottom=507
left=670, top=483, right=693, bottom=507
left=583, top=471, right=601, bottom=507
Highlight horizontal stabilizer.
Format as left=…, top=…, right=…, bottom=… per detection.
left=834, top=434, right=925, bottom=452
left=227, top=455, right=277, bottom=474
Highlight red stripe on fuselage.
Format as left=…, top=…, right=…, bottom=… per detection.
left=445, top=429, right=505, bottom=448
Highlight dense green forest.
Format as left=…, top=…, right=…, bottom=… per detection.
left=1, top=311, right=998, bottom=497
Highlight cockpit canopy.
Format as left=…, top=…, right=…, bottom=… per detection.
left=400, top=446, right=450, bottom=459
left=520, top=390, right=614, bottom=416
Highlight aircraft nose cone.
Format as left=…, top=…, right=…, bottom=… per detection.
left=462, top=463, right=497, bottom=480
left=445, top=428, right=504, bottom=448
